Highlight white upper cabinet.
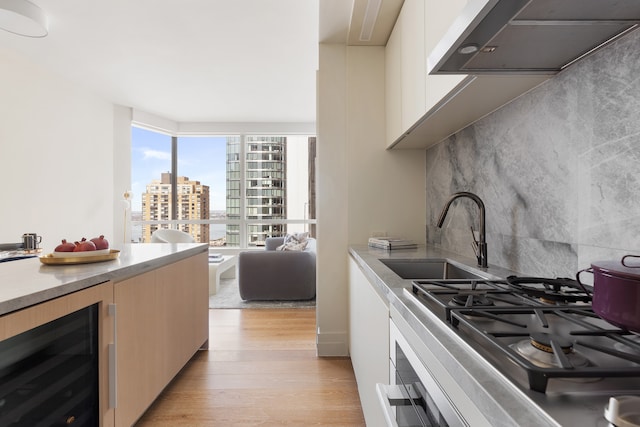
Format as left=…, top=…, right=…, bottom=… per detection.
left=424, top=0, right=467, bottom=114
left=386, top=0, right=549, bottom=149
left=385, top=11, right=403, bottom=148
left=400, top=0, right=426, bottom=130
left=385, top=0, right=426, bottom=147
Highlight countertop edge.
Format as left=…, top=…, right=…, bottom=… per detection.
left=0, top=243, right=208, bottom=316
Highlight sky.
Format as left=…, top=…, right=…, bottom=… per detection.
left=130, top=127, right=228, bottom=212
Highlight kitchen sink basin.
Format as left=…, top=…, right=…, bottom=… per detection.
left=379, top=258, right=488, bottom=280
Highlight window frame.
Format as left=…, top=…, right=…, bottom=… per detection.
left=130, top=128, right=316, bottom=248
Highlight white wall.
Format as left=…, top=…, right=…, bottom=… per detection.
left=0, top=47, right=115, bottom=251
left=317, top=43, right=350, bottom=355
left=113, top=105, right=133, bottom=245
left=316, top=44, right=425, bottom=356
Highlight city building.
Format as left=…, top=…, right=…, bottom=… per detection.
left=225, top=135, right=316, bottom=246
left=142, top=173, right=210, bottom=243
left=226, top=136, right=287, bottom=246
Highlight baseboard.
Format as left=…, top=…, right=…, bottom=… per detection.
left=316, top=330, right=349, bottom=357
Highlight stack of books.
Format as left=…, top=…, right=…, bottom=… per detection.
left=368, top=237, right=417, bottom=250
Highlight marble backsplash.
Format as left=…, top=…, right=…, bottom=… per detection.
left=425, top=29, right=640, bottom=278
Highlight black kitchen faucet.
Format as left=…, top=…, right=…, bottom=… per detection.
left=437, top=191, right=488, bottom=268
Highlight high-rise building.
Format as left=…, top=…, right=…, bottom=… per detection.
left=142, top=173, right=210, bottom=243
left=225, top=136, right=316, bottom=246
left=226, top=136, right=286, bottom=246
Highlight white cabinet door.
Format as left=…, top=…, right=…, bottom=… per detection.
left=385, top=0, right=427, bottom=147
left=385, top=10, right=402, bottom=147
left=424, top=0, right=468, bottom=114
left=424, top=0, right=467, bottom=53
left=400, top=0, right=426, bottom=130
left=348, top=256, right=389, bottom=427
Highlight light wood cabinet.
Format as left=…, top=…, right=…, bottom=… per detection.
left=113, top=252, right=208, bottom=426
left=348, top=256, right=389, bottom=427
left=0, top=249, right=207, bottom=427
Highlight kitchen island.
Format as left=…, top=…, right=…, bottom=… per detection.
left=349, top=244, right=624, bottom=427
left=0, top=243, right=209, bottom=426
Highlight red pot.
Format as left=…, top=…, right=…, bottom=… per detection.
left=577, top=255, right=640, bottom=333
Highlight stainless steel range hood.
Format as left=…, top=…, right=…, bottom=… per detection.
left=427, top=0, right=640, bottom=75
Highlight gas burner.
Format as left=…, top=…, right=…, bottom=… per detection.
left=530, top=332, right=573, bottom=354
left=506, top=276, right=592, bottom=304
left=450, top=293, right=494, bottom=307
left=510, top=332, right=590, bottom=369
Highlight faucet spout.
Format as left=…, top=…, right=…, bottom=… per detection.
left=437, top=192, right=488, bottom=268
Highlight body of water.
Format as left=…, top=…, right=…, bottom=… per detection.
left=131, top=223, right=227, bottom=243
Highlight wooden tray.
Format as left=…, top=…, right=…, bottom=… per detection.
left=40, top=249, right=120, bottom=265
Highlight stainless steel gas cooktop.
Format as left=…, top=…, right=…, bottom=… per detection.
left=406, top=276, right=640, bottom=426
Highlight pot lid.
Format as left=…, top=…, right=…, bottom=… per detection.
left=592, top=255, right=640, bottom=280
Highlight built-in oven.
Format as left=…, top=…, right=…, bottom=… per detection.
left=376, top=314, right=491, bottom=427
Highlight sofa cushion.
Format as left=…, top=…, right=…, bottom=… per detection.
left=277, top=232, right=309, bottom=251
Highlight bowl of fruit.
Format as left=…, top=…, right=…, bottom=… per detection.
left=52, top=236, right=110, bottom=257
left=41, top=236, right=119, bottom=265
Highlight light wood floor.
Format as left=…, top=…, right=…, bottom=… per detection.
left=135, top=308, right=366, bottom=426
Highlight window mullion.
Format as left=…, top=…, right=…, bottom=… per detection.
left=239, top=134, right=247, bottom=248
left=171, top=135, right=178, bottom=223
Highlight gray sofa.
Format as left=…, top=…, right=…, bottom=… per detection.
left=238, top=237, right=316, bottom=301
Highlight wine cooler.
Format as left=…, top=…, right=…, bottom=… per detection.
left=0, top=304, right=99, bottom=426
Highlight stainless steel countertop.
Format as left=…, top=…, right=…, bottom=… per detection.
left=349, top=244, right=563, bottom=427
left=0, top=243, right=208, bottom=316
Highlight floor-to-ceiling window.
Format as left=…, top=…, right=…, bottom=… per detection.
left=177, top=135, right=232, bottom=246
left=130, top=127, right=172, bottom=243
left=130, top=126, right=316, bottom=247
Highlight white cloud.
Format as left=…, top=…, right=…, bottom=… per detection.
left=143, top=149, right=171, bottom=160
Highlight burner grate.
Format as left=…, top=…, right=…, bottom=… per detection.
left=411, top=279, right=591, bottom=321
left=450, top=306, right=640, bottom=392
left=409, top=277, right=639, bottom=393
left=505, top=276, right=592, bottom=304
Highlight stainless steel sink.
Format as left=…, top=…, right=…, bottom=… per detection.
left=379, top=258, right=488, bottom=280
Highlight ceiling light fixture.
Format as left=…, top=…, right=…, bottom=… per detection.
left=0, top=0, right=48, bottom=38
left=359, top=0, right=382, bottom=42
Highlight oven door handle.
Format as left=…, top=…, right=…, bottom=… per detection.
left=376, top=383, right=400, bottom=427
